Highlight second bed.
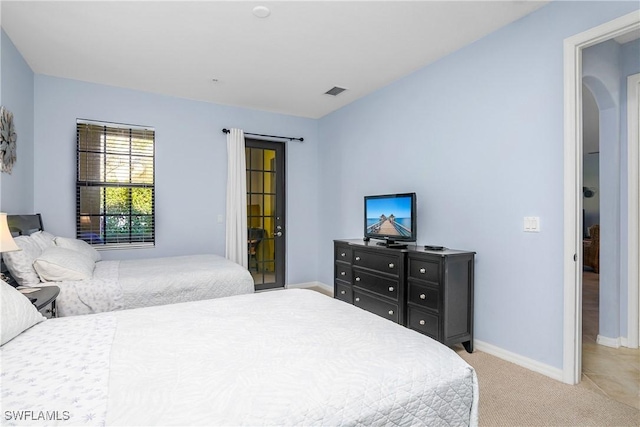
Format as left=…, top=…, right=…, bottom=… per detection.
left=3, top=214, right=254, bottom=316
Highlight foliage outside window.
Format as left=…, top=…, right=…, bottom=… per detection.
left=76, top=120, right=155, bottom=247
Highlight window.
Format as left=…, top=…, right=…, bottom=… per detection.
left=76, top=120, right=155, bottom=247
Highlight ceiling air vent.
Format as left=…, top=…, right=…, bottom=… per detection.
left=324, top=86, right=347, bottom=96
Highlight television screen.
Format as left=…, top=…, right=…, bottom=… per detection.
left=364, top=193, right=416, bottom=244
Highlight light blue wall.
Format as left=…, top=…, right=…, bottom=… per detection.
left=32, top=76, right=319, bottom=284
left=582, top=83, right=600, bottom=232
left=317, top=1, right=639, bottom=369
left=582, top=151, right=600, bottom=229
left=0, top=29, right=2, bottom=105
left=0, top=30, right=34, bottom=213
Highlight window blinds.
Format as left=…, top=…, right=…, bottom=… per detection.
left=76, top=120, right=155, bottom=247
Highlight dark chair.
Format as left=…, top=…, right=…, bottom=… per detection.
left=583, top=224, right=599, bottom=273
left=248, top=228, right=266, bottom=271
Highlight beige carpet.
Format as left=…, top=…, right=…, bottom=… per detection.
left=455, top=346, right=640, bottom=426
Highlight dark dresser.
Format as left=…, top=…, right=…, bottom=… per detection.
left=334, top=239, right=475, bottom=353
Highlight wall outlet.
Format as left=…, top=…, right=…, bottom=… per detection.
left=217, top=214, right=223, bottom=223
left=524, top=216, right=540, bottom=232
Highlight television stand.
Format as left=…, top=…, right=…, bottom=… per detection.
left=334, top=239, right=475, bottom=353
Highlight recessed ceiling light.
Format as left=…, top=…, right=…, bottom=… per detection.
left=252, top=6, right=271, bottom=18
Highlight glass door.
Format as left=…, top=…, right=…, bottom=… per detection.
left=246, top=139, right=285, bottom=290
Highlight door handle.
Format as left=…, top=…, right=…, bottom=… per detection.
left=276, top=231, right=282, bottom=237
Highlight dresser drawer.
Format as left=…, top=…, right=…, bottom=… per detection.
left=335, top=282, right=353, bottom=303
left=353, top=291, right=399, bottom=323
left=407, top=257, right=440, bottom=283
left=407, top=281, right=439, bottom=312
left=353, top=250, right=400, bottom=276
left=353, top=269, right=399, bottom=300
left=335, top=245, right=352, bottom=263
left=407, top=307, right=439, bottom=340
left=335, top=263, right=352, bottom=283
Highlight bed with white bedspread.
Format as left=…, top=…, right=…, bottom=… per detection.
left=51, top=254, right=255, bottom=316
left=0, top=285, right=478, bottom=426
left=2, top=214, right=254, bottom=316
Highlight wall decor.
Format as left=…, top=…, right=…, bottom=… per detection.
left=0, top=106, right=17, bottom=174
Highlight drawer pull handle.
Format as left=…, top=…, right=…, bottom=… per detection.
left=388, top=286, right=394, bottom=292
left=340, top=290, right=346, bottom=295
left=388, top=310, right=394, bottom=315
left=420, top=293, right=427, bottom=300
left=355, top=256, right=361, bottom=261
left=340, top=271, right=346, bottom=276
left=355, top=277, right=361, bottom=282
left=341, top=252, right=346, bottom=257
left=420, top=268, right=426, bottom=274
left=388, top=263, right=394, bottom=268
left=355, top=297, right=360, bottom=302
left=419, top=319, right=425, bottom=325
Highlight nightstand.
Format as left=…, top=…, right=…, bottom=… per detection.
left=21, top=286, right=60, bottom=318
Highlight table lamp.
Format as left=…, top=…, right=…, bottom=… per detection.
left=0, top=213, right=20, bottom=282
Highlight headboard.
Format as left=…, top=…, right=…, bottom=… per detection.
left=1, top=214, right=44, bottom=286
left=7, top=213, right=44, bottom=236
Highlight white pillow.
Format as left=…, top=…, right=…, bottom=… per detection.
left=1, top=280, right=46, bottom=345
left=29, top=230, right=56, bottom=251
left=33, top=247, right=95, bottom=282
left=54, top=236, right=101, bottom=262
left=2, top=235, right=43, bottom=286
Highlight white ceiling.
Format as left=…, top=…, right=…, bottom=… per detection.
left=2, top=1, right=549, bottom=119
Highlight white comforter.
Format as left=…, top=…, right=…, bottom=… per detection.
left=1, top=289, right=478, bottom=426
left=51, top=254, right=254, bottom=317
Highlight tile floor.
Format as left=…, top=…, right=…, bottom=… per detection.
left=581, top=271, right=640, bottom=409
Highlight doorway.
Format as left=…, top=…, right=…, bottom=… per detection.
left=581, top=73, right=639, bottom=407
left=245, top=139, right=286, bottom=290
left=563, top=11, right=640, bottom=386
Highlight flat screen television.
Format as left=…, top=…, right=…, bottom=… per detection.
left=364, top=193, right=416, bottom=246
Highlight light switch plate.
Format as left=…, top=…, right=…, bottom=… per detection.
left=524, top=216, right=540, bottom=232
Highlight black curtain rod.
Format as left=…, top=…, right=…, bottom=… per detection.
left=222, top=128, right=304, bottom=142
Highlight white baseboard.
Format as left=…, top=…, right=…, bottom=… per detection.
left=286, top=281, right=333, bottom=295
left=596, top=334, right=631, bottom=348
left=474, top=339, right=564, bottom=382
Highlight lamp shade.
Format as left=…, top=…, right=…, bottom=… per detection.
left=0, top=213, right=20, bottom=253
